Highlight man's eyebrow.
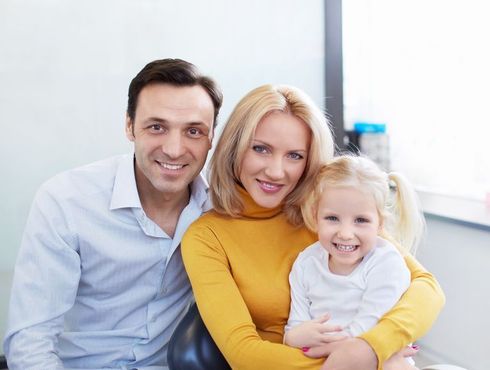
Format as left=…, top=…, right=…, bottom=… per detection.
left=144, top=117, right=167, bottom=123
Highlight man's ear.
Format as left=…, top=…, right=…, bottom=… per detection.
left=125, top=114, right=135, bottom=141
left=207, top=128, right=214, bottom=149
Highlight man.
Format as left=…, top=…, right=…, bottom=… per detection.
left=3, top=59, right=223, bottom=369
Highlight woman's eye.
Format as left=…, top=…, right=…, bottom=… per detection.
left=288, top=152, right=304, bottom=160
left=252, top=145, right=268, bottom=154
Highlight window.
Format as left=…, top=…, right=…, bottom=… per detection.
left=342, top=0, right=490, bottom=201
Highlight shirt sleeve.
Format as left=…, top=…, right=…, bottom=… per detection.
left=345, top=249, right=411, bottom=337
left=181, top=224, right=324, bottom=370
left=358, top=253, right=446, bottom=370
left=285, top=256, right=312, bottom=332
left=3, top=185, right=81, bottom=369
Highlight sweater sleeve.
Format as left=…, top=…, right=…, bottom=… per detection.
left=181, top=223, right=324, bottom=370
left=358, top=254, right=445, bottom=370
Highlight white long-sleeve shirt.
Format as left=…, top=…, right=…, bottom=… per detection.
left=3, top=153, right=210, bottom=370
left=286, top=237, right=411, bottom=337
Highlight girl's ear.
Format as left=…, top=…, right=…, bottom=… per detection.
left=377, top=215, right=384, bottom=233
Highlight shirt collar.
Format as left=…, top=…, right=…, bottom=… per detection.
left=110, top=153, right=141, bottom=210
left=110, top=153, right=210, bottom=211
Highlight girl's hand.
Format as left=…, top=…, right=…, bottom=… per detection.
left=284, top=313, right=347, bottom=348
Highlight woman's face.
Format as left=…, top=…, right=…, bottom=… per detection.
left=239, top=111, right=311, bottom=208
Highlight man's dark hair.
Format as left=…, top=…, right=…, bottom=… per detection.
left=127, top=58, right=223, bottom=127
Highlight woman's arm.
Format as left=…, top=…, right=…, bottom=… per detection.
left=181, top=222, right=324, bottom=370
left=357, top=255, right=445, bottom=370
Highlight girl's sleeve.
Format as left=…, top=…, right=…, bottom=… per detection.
left=181, top=223, right=324, bottom=370
left=285, top=257, right=312, bottom=332
left=358, top=254, right=445, bottom=370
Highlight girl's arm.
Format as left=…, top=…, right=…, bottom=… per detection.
left=181, top=223, right=325, bottom=370
left=285, top=255, right=345, bottom=348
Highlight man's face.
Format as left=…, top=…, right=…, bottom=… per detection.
left=126, top=83, right=214, bottom=200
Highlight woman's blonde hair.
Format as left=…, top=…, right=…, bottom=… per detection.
left=209, top=84, right=335, bottom=225
left=301, top=155, right=425, bottom=253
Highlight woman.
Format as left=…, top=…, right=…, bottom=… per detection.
left=181, top=84, right=444, bottom=370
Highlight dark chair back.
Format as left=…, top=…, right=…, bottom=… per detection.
left=0, top=354, right=8, bottom=369
left=167, top=303, right=231, bottom=370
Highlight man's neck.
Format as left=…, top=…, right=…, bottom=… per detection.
left=139, top=186, right=191, bottom=238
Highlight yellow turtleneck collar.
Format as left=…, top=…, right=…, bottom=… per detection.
left=236, top=183, right=283, bottom=219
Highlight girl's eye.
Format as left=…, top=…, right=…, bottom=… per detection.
left=355, top=217, right=370, bottom=224
left=324, top=215, right=338, bottom=221
left=288, top=152, right=304, bottom=160
left=252, top=145, right=268, bottom=154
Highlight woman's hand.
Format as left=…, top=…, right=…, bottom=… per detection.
left=284, top=313, right=347, bottom=348
left=383, top=345, right=419, bottom=370
left=305, top=339, right=419, bottom=370
left=303, top=338, right=378, bottom=370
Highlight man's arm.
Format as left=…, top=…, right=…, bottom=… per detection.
left=3, top=185, right=81, bottom=369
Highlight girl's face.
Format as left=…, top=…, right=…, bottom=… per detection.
left=316, top=186, right=381, bottom=275
left=239, top=111, right=310, bottom=209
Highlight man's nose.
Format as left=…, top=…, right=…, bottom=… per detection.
left=162, top=131, right=185, bottom=159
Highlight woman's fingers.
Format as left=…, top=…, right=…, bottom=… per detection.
left=319, top=323, right=343, bottom=333
left=399, top=344, right=420, bottom=358
left=302, top=343, right=334, bottom=358
left=312, top=313, right=331, bottom=323
left=319, top=333, right=348, bottom=343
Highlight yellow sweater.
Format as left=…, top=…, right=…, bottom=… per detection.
left=182, top=187, right=445, bottom=370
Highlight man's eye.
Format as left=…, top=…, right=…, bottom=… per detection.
left=252, top=145, right=268, bottom=154
left=150, top=124, right=163, bottom=131
left=187, top=127, right=204, bottom=137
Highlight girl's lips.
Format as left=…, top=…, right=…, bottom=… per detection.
left=256, top=179, right=283, bottom=194
left=333, top=243, right=359, bottom=253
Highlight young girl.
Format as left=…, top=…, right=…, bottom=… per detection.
left=284, top=155, right=425, bottom=362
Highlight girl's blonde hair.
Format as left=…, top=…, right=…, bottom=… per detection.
left=302, top=155, right=425, bottom=253
left=209, top=84, right=335, bottom=225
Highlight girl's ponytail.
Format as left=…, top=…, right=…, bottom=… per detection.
left=386, top=172, right=425, bottom=254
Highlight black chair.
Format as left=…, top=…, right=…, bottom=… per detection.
left=167, top=303, right=231, bottom=370
left=0, top=354, right=8, bottom=369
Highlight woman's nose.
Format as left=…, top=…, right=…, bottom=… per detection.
left=264, top=156, right=285, bottom=180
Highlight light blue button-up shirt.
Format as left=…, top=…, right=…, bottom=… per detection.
left=3, top=154, right=210, bottom=370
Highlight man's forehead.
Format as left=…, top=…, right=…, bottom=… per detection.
left=135, top=84, right=214, bottom=123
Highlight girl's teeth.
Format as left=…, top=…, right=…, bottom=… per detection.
left=335, top=244, right=356, bottom=252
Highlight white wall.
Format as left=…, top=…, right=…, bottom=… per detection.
left=0, top=0, right=325, bottom=270
left=416, top=216, right=490, bottom=370
left=0, top=0, right=325, bottom=344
